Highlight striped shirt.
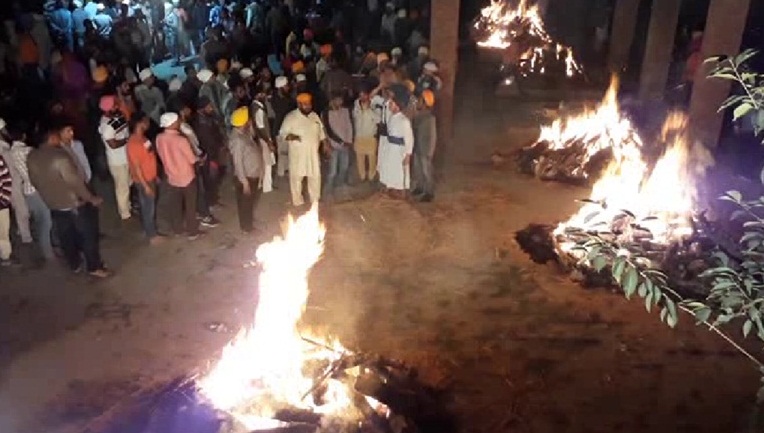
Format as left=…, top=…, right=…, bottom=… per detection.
left=0, top=155, right=11, bottom=209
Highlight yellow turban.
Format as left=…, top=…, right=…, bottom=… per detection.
left=422, top=89, right=435, bottom=108
left=404, top=79, right=416, bottom=93
left=231, top=107, right=249, bottom=127
left=291, top=61, right=305, bottom=74
left=296, top=93, right=312, bottom=104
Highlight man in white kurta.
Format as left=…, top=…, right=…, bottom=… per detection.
left=279, top=93, right=326, bottom=206
left=377, top=87, right=414, bottom=193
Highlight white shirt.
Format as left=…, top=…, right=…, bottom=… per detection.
left=99, top=115, right=130, bottom=166
left=279, top=109, right=325, bottom=178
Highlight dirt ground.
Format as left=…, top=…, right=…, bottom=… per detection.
left=0, top=59, right=759, bottom=433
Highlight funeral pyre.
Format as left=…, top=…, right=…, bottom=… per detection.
left=472, top=0, right=582, bottom=78
left=196, top=205, right=451, bottom=433
left=516, top=77, right=642, bottom=185
left=515, top=109, right=728, bottom=296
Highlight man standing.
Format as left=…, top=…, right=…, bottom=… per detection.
left=322, top=92, right=353, bottom=200
left=27, top=128, right=110, bottom=277
left=198, top=68, right=229, bottom=120
left=156, top=112, right=203, bottom=240
left=193, top=95, right=227, bottom=206
left=98, top=95, right=132, bottom=220
left=135, top=68, right=166, bottom=124
left=353, top=86, right=380, bottom=181
left=279, top=93, right=326, bottom=206
left=250, top=84, right=276, bottom=193
left=0, top=154, right=13, bottom=266
left=60, top=119, right=92, bottom=185
left=127, top=112, right=163, bottom=244
left=228, top=107, right=263, bottom=233
left=411, top=89, right=437, bottom=202
left=0, top=120, right=30, bottom=253
left=271, top=76, right=295, bottom=177
left=377, top=84, right=414, bottom=198
left=178, top=102, right=219, bottom=228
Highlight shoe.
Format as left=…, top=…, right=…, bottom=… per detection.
left=200, top=216, right=221, bottom=228
left=187, top=231, right=207, bottom=241
left=88, top=268, right=113, bottom=278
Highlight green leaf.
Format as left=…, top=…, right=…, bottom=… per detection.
left=704, top=55, right=725, bottom=64
left=744, top=319, right=753, bottom=338
left=733, top=102, right=755, bottom=121
left=666, top=299, right=678, bottom=326
left=637, top=281, right=647, bottom=297
left=612, top=258, right=626, bottom=283
left=694, top=307, right=712, bottom=323
left=719, top=94, right=747, bottom=111
left=623, top=267, right=639, bottom=297
left=666, top=312, right=678, bottom=328
left=735, top=48, right=759, bottom=66
left=660, top=307, right=668, bottom=323
left=709, top=72, right=738, bottom=81
left=721, top=190, right=743, bottom=203
left=645, top=290, right=653, bottom=313
left=592, top=255, right=607, bottom=272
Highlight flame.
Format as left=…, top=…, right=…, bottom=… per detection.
left=198, top=205, right=360, bottom=428
left=554, top=111, right=713, bottom=252
left=473, top=0, right=582, bottom=77
left=538, top=76, right=643, bottom=170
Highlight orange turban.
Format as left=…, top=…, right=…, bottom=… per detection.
left=92, top=66, right=108, bottom=83
left=291, top=61, right=305, bottom=73
left=422, top=89, right=435, bottom=108
left=320, top=44, right=333, bottom=56
left=296, top=93, right=312, bottom=104
left=403, top=79, right=416, bottom=93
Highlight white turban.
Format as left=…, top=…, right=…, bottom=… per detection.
left=159, top=112, right=179, bottom=128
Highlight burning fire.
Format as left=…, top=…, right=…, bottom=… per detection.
left=198, top=205, right=365, bottom=429
left=538, top=76, right=643, bottom=171
left=473, top=0, right=582, bottom=77
left=554, top=110, right=713, bottom=252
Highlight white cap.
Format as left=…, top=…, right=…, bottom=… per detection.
left=159, top=112, right=179, bottom=128
left=96, top=3, right=105, bottom=10
left=73, top=0, right=83, bottom=8
left=168, top=77, right=182, bottom=92
left=0, top=118, right=6, bottom=131
left=239, top=68, right=254, bottom=79
left=391, top=47, right=402, bottom=56
left=418, top=46, right=429, bottom=56
left=231, top=60, right=243, bottom=70
left=423, top=61, right=439, bottom=73
left=197, top=69, right=214, bottom=83
left=295, top=73, right=306, bottom=82
left=275, top=76, right=288, bottom=88
left=397, top=9, right=407, bottom=18
left=139, top=68, right=153, bottom=81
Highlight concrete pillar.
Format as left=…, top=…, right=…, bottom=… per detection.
left=638, top=0, right=681, bottom=100
left=689, top=0, right=751, bottom=147
left=608, top=0, right=641, bottom=73
left=430, top=0, right=460, bottom=139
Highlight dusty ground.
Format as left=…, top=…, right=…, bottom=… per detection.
left=0, top=59, right=760, bottom=433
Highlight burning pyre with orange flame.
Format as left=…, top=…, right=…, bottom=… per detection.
left=517, top=77, right=640, bottom=184
left=196, top=206, right=450, bottom=433
left=473, top=0, right=582, bottom=78
left=515, top=83, right=721, bottom=294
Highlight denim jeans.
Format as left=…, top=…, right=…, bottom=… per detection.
left=24, top=192, right=54, bottom=259
left=323, top=147, right=350, bottom=197
left=137, top=180, right=158, bottom=238
left=51, top=204, right=103, bottom=272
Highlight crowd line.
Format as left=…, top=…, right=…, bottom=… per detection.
left=0, top=0, right=442, bottom=275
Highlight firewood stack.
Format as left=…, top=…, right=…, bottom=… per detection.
left=515, top=140, right=612, bottom=185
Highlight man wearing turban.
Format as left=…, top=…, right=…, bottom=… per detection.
left=279, top=93, right=326, bottom=206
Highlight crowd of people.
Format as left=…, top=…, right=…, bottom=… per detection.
left=0, top=0, right=443, bottom=276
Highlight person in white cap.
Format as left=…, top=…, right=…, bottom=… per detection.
left=407, top=45, right=429, bottom=79
left=198, top=68, right=228, bottom=120
left=292, top=73, right=307, bottom=98
left=272, top=76, right=294, bottom=177
left=134, top=68, right=166, bottom=124
left=390, top=47, right=403, bottom=66
left=416, top=61, right=442, bottom=94
left=155, top=112, right=203, bottom=240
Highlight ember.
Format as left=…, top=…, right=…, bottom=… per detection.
left=196, top=205, right=452, bottom=433
left=516, top=77, right=643, bottom=184
left=473, top=0, right=582, bottom=77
